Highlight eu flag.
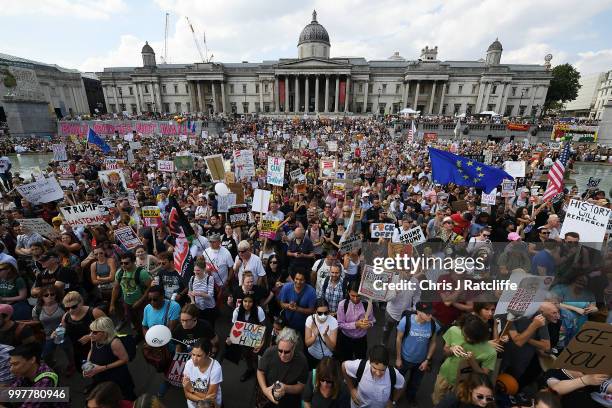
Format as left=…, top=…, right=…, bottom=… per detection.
left=86, top=128, right=111, bottom=154
left=428, top=147, right=513, bottom=193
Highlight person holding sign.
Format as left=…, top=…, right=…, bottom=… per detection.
left=304, top=298, right=338, bottom=369
left=336, top=281, right=375, bottom=363
left=182, top=338, right=223, bottom=408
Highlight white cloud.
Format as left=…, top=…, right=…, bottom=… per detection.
left=2, top=0, right=127, bottom=20
left=574, top=49, right=612, bottom=75
left=74, top=0, right=612, bottom=71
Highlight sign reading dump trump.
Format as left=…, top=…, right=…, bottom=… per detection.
left=560, top=199, right=611, bottom=250
left=398, top=226, right=426, bottom=246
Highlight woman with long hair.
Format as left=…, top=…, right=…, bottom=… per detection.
left=304, top=298, right=338, bottom=369
left=90, top=246, right=117, bottom=303
left=84, top=316, right=136, bottom=400
left=182, top=338, right=223, bottom=408
left=86, top=381, right=134, bottom=408
left=302, top=357, right=348, bottom=408
left=135, top=245, right=159, bottom=272
left=0, top=261, right=30, bottom=320
left=434, top=373, right=496, bottom=408
left=33, top=285, right=71, bottom=369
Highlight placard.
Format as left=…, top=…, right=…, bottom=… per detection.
left=174, top=155, right=194, bottom=171
left=129, top=141, right=142, bottom=150
left=16, top=178, right=64, bottom=204
left=228, top=183, right=245, bottom=204
left=501, top=180, right=516, bottom=198
left=60, top=203, right=106, bottom=227
left=358, top=265, right=393, bottom=302
left=481, top=188, right=497, bottom=206
left=104, top=158, right=124, bottom=170
left=560, top=199, right=611, bottom=250
left=217, top=194, right=236, bottom=213
left=165, top=352, right=190, bottom=387
left=252, top=189, right=271, bottom=214
left=204, top=154, right=225, bottom=182
left=319, top=159, right=337, bottom=179
left=16, top=218, right=60, bottom=239
left=98, top=170, right=127, bottom=198
left=229, top=321, right=266, bottom=348
left=290, top=169, right=303, bottom=181
left=327, top=140, right=338, bottom=152
left=157, top=160, right=175, bottom=173
left=115, top=226, right=142, bottom=250
left=51, top=144, right=67, bottom=162
left=228, top=205, right=249, bottom=228
left=260, top=220, right=280, bottom=239
left=503, top=161, right=526, bottom=178
left=59, top=179, right=76, bottom=191
left=266, top=157, right=285, bottom=187
left=339, top=234, right=362, bottom=254
left=370, top=223, right=395, bottom=239
left=233, top=149, right=255, bottom=180
left=587, top=177, right=602, bottom=189
left=494, top=271, right=554, bottom=318
left=142, top=206, right=162, bottom=228
left=553, top=322, right=612, bottom=374
left=398, top=226, right=426, bottom=246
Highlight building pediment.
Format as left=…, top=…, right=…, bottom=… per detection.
left=276, top=57, right=350, bottom=72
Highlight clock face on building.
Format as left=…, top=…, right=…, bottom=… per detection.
left=545, top=54, right=552, bottom=62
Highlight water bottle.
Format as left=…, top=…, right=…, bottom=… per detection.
left=272, top=381, right=282, bottom=401
left=54, top=326, right=65, bottom=344
left=81, top=360, right=94, bottom=375
left=171, top=293, right=177, bottom=302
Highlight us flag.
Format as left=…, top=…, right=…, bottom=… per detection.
left=542, top=142, right=571, bottom=201
left=407, top=120, right=416, bottom=143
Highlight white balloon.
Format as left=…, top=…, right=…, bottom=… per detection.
left=215, top=182, right=230, bottom=196
left=145, top=324, right=172, bottom=347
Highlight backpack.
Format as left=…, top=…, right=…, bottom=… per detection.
left=321, top=276, right=348, bottom=300
left=353, top=359, right=396, bottom=393
left=399, top=311, right=436, bottom=348
left=33, top=371, right=59, bottom=387
left=342, top=299, right=368, bottom=316
left=116, top=333, right=137, bottom=361
left=117, top=267, right=143, bottom=288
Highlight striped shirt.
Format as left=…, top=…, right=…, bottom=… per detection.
left=189, top=274, right=215, bottom=310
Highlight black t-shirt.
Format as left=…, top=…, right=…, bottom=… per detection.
left=258, top=346, right=308, bottom=408
left=158, top=269, right=186, bottom=300
left=302, top=369, right=350, bottom=407
left=172, top=319, right=215, bottom=348
left=232, top=285, right=268, bottom=307
left=221, top=235, right=238, bottom=260
left=34, top=266, right=78, bottom=292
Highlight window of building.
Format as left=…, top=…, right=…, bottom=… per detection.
left=185, top=84, right=189, bottom=93
left=492, top=85, right=497, bottom=94
left=264, top=102, right=270, bottom=113
left=442, top=104, right=447, bottom=114
left=242, top=84, right=247, bottom=94
left=119, top=104, right=126, bottom=112
left=229, top=84, right=234, bottom=94
left=146, top=103, right=152, bottom=112
left=163, top=103, right=170, bottom=113
left=531, top=106, right=538, bottom=117
left=366, top=103, right=373, bottom=113
left=117, top=86, right=122, bottom=96
left=175, top=102, right=182, bottom=113
left=131, top=104, right=137, bottom=114
left=242, top=102, right=249, bottom=113
left=144, top=85, right=149, bottom=93
left=359, top=83, right=363, bottom=93
left=458, top=84, right=463, bottom=94
left=109, top=104, right=116, bottom=113
left=368, top=84, right=373, bottom=93
left=466, top=104, right=474, bottom=115
left=129, top=87, right=133, bottom=96
left=519, top=105, right=526, bottom=116
left=487, top=104, right=495, bottom=112
left=381, top=84, right=387, bottom=94
left=162, top=85, right=167, bottom=94
left=230, top=103, right=237, bottom=114
left=174, top=84, right=178, bottom=94
left=255, top=102, right=260, bottom=112
left=186, top=102, right=191, bottom=112
left=264, top=83, right=269, bottom=93
left=512, top=87, right=517, bottom=96
left=453, top=104, right=461, bottom=114
left=378, top=103, right=386, bottom=114
left=505, top=105, right=513, bottom=116
left=471, top=84, right=477, bottom=94
left=395, top=84, right=401, bottom=94
left=255, top=84, right=260, bottom=94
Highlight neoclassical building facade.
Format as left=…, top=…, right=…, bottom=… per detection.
left=98, top=11, right=552, bottom=117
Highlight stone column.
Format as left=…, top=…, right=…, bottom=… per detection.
left=259, top=80, right=264, bottom=113
left=344, top=76, right=350, bottom=112
left=500, top=83, right=510, bottom=116
left=294, top=76, right=300, bottom=112
left=363, top=81, right=369, bottom=113
left=314, top=75, right=320, bottom=113
left=189, top=82, right=198, bottom=113
left=274, top=77, right=280, bottom=113
left=482, top=83, right=492, bottom=112
left=112, top=87, right=119, bottom=112
left=199, top=82, right=206, bottom=114
left=413, top=81, right=420, bottom=110
left=284, top=76, right=289, bottom=113
left=334, top=77, right=340, bottom=113
left=305, top=75, right=310, bottom=114
left=428, top=81, right=437, bottom=114
left=221, top=82, right=227, bottom=114
left=475, top=82, right=485, bottom=113
left=438, top=83, right=447, bottom=115
left=324, top=75, right=330, bottom=113
left=494, top=83, right=505, bottom=114
left=211, top=81, right=217, bottom=114
left=403, top=81, right=410, bottom=109
left=134, top=83, right=142, bottom=114
left=527, top=86, right=537, bottom=116
left=156, top=81, right=163, bottom=112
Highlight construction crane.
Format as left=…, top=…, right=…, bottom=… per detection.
left=161, top=12, right=169, bottom=64
left=185, top=16, right=207, bottom=63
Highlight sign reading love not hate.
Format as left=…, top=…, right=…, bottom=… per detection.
left=229, top=321, right=265, bottom=348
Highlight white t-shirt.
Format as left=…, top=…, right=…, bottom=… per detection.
left=203, top=247, right=234, bottom=285
left=234, top=253, right=266, bottom=283
left=231, top=306, right=266, bottom=324
left=305, top=315, right=338, bottom=359
left=190, top=235, right=210, bottom=259
left=344, top=359, right=405, bottom=408
left=312, top=259, right=345, bottom=293
left=183, top=358, right=223, bottom=408
left=386, top=276, right=420, bottom=321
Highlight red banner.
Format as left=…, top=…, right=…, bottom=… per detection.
left=506, top=123, right=530, bottom=131
left=339, top=81, right=346, bottom=107
left=423, top=132, right=438, bottom=142
left=279, top=80, right=285, bottom=107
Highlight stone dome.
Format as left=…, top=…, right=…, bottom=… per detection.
left=141, top=41, right=154, bottom=54
left=487, top=38, right=503, bottom=52
left=298, top=10, right=330, bottom=46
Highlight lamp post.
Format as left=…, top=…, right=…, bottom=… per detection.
left=118, top=87, right=124, bottom=110
left=518, top=88, right=526, bottom=117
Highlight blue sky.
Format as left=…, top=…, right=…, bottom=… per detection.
left=2, top=0, right=612, bottom=76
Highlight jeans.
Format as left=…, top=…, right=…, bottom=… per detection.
left=398, top=360, right=426, bottom=402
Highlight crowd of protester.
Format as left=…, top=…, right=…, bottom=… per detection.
left=0, top=115, right=610, bottom=408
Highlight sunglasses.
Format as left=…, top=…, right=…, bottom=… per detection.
left=443, top=221, right=453, bottom=224
left=277, top=348, right=292, bottom=355
left=43, top=293, right=56, bottom=298
left=65, top=303, right=79, bottom=310
left=475, top=394, right=495, bottom=403
left=316, top=311, right=329, bottom=316
left=540, top=231, right=550, bottom=235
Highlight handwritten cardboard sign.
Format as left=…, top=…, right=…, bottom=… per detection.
left=560, top=199, right=611, bottom=250
left=398, top=226, right=426, bottom=246
left=370, top=223, right=395, bottom=239
left=266, top=157, right=285, bottom=186
left=229, top=321, right=265, bottom=348
left=358, top=265, right=393, bottom=302
left=60, top=203, right=106, bottom=227
left=115, top=226, right=142, bottom=250
left=553, top=322, right=612, bottom=374
left=228, top=205, right=249, bottom=228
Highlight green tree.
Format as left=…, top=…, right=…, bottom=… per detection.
left=543, top=63, right=581, bottom=116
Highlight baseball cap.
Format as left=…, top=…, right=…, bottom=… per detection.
left=0, top=303, right=14, bottom=318
left=507, top=232, right=521, bottom=241
left=415, top=302, right=433, bottom=315
left=208, top=234, right=221, bottom=242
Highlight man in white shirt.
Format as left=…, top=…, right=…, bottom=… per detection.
left=391, top=217, right=416, bottom=244
left=311, top=251, right=344, bottom=292
left=203, top=234, right=234, bottom=286
left=233, top=240, right=266, bottom=286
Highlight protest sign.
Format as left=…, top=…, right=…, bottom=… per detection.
left=319, top=159, right=336, bottom=179
left=142, top=206, right=162, bottom=228
left=129, top=141, right=142, bottom=150
left=228, top=205, right=249, bottom=228
left=295, top=183, right=307, bottom=194
left=98, top=170, right=127, bottom=198
left=229, top=321, right=266, bottom=348
left=59, top=179, right=76, bottom=191
left=157, top=160, right=175, bottom=173
left=483, top=150, right=493, bottom=165
left=358, top=265, right=393, bottom=302
left=370, top=223, right=395, bottom=239
left=560, top=199, right=611, bottom=250
left=17, top=218, right=60, bottom=239
left=553, top=322, right=612, bottom=374
left=204, top=154, right=225, bottom=182
left=252, top=189, right=271, bottom=214
left=501, top=180, right=516, bottom=198
left=51, top=144, right=67, bottom=162
left=327, top=140, right=338, bottom=152
left=309, top=139, right=318, bottom=150
left=494, top=271, right=554, bottom=319
left=60, top=203, right=106, bottom=227
left=481, top=188, right=497, bottom=206
left=266, top=157, right=286, bottom=186
left=398, top=226, right=426, bottom=246
left=104, top=158, right=124, bottom=170
left=165, top=352, right=190, bottom=387
left=233, top=149, right=255, bottom=180
left=228, top=183, right=245, bottom=204
left=57, top=162, right=73, bottom=178
left=332, top=182, right=346, bottom=198
left=115, top=226, right=142, bottom=250
left=503, top=161, right=526, bottom=178
left=16, top=178, right=64, bottom=204
left=587, top=176, right=602, bottom=189
left=290, top=169, right=303, bottom=181
left=260, top=220, right=280, bottom=239
left=339, top=234, right=362, bottom=254
left=174, top=156, right=194, bottom=171
left=217, top=194, right=236, bottom=213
